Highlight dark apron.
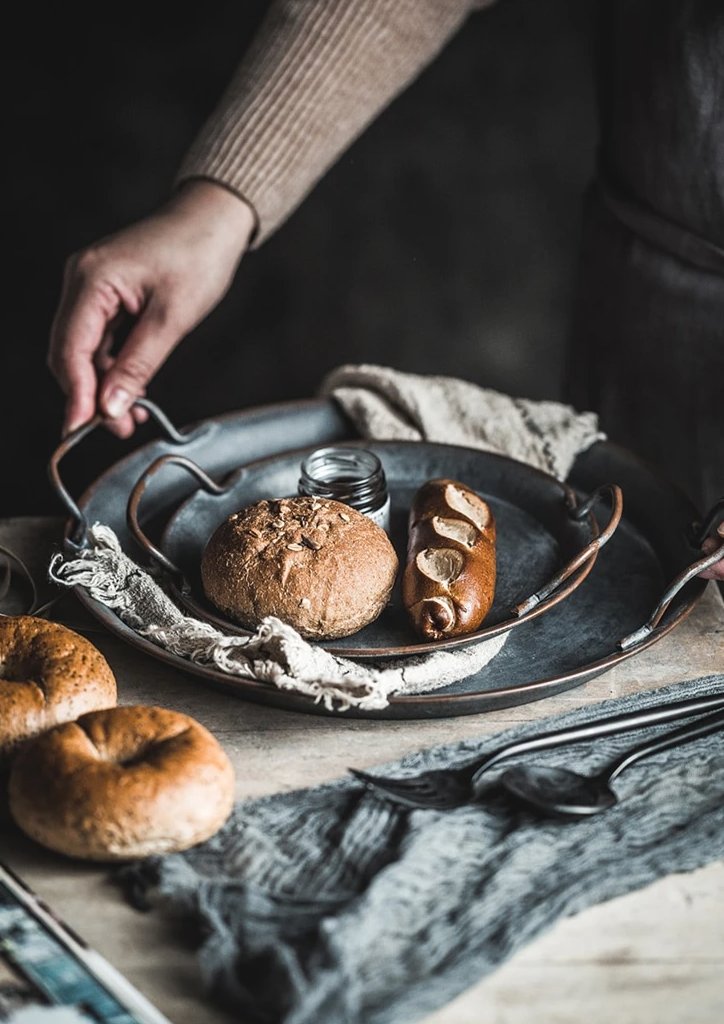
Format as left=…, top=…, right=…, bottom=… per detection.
left=565, top=0, right=724, bottom=510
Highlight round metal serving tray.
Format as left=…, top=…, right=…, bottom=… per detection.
left=49, top=398, right=720, bottom=719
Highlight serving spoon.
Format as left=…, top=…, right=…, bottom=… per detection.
left=499, top=706, right=724, bottom=817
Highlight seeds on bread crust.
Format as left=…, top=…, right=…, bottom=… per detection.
left=201, top=496, right=398, bottom=640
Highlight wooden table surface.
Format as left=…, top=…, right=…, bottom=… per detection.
left=2, top=516, right=723, bottom=1024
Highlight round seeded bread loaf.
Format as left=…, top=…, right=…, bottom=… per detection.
left=201, top=496, right=398, bottom=639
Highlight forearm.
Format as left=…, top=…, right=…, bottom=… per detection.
left=176, top=0, right=484, bottom=245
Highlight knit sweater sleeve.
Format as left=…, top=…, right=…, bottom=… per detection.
left=175, top=0, right=485, bottom=245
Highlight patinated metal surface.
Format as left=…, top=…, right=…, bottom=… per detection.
left=52, top=398, right=708, bottom=719
left=127, top=441, right=622, bottom=657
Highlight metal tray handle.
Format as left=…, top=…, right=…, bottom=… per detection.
left=619, top=499, right=724, bottom=651
left=48, top=399, right=199, bottom=551
left=126, top=453, right=235, bottom=585
left=513, top=483, right=623, bottom=618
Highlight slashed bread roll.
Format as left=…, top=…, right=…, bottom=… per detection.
left=402, top=479, right=496, bottom=640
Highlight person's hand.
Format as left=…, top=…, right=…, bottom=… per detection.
left=699, top=525, right=724, bottom=581
left=48, top=180, right=257, bottom=438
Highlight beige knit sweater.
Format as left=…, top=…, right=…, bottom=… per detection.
left=176, top=0, right=490, bottom=245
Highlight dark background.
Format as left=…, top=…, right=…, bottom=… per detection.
left=2, top=0, right=597, bottom=516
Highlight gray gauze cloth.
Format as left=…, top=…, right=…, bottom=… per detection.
left=121, top=674, right=724, bottom=1024
left=49, top=365, right=604, bottom=711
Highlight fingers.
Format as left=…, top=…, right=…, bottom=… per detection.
left=109, top=397, right=150, bottom=434
left=699, top=561, right=724, bottom=580
left=93, top=324, right=118, bottom=375
left=60, top=366, right=98, bottom=438
left=90, top=325, right=148, bottom=438
left=132, top=405, right=150, bottom=425
left=98, top=298, right=183, bottom=424
left=699, top=533, right=724, bottom=580
left=50, top=301, right=103, bottom=435
left=49, top=260, right=123, bottom=436
left=48, top=194, right=242, bottom=438
left=51, top=273, right=185, bottom=439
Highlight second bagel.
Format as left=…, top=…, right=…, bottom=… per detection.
left=9, top=705, right=235, bottom=860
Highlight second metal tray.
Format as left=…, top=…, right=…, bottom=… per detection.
left=49, top=398, right=717, bottom=718
left=126, top=439, right=621, bottom=657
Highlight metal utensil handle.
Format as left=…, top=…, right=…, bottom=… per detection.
left=48, top=399, right=195, bottom=550
left=513, top=483, right=623, bottom=617
left=469, top=688, right=724, bottom=786
left=607, top=707, right=724, bottom=783
left=619, top=498, right=724, bottom=651
left=126, top=453, right=232, bottom=582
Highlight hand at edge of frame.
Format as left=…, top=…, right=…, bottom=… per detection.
left=48, top=179, right=257, bottom=439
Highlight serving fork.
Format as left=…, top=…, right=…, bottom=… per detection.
left=349, top=688, right=724, bottom=810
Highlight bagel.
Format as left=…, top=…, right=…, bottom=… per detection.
left=0, top=616, right=117, bottom=762
left=9, top=705, right=235, bottom=860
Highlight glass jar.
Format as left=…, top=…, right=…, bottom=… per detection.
left=298, top=446, right=391, bottom=533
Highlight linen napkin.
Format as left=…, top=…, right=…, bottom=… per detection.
left=49, top=366, right=604, bottom=711
left=121, top=673, right=724, bottom=1024
left=321, top=363, right=605, bottom=479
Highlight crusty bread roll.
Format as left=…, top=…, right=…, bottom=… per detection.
left=0, top=616, right=117, bottom=763
left=402, top=479, right=496, bottom=640
left=201, top=496, right=398, bottom=640
left=9, top=705, right=235, bottom=861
